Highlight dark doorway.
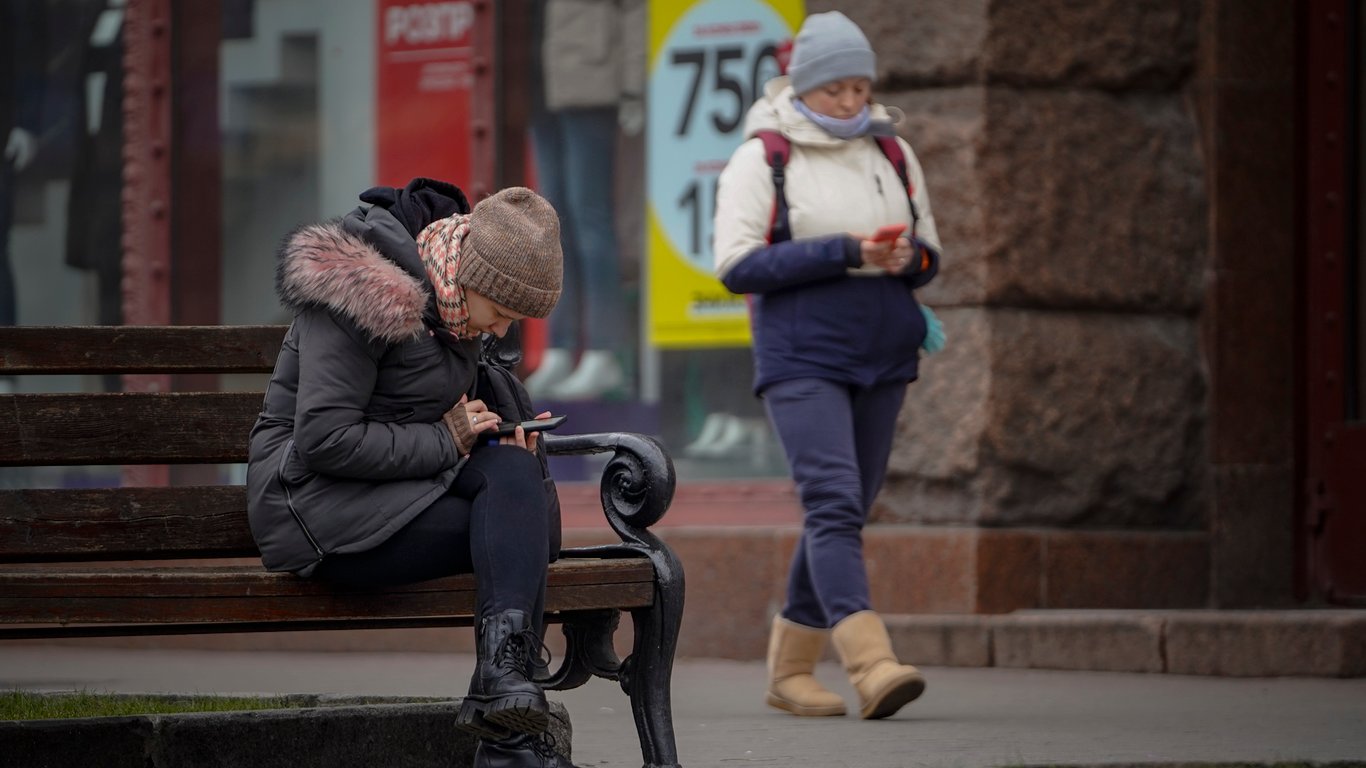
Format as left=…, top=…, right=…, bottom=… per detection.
left=1302, top=0, right=1366, bottom=605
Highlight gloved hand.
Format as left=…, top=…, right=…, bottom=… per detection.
left=910, top=235, right=936, bottom=274
left=441, top=395, right=498, bottom=455
left=919, top=305, right=946, bottom=355
left=619, top=93, right=645, bottom=136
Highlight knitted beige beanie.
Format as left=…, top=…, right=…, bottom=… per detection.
left=458, top=187, right=563, bottom=318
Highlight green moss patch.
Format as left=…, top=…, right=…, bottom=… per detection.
left=1, top=690, right=299, bottom=721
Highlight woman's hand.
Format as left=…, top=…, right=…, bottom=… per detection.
left=859, top=235, right=917, bottom=274
left=441, top=395, right=504, bottom=455
left=463, top=397, right=504, bottom=438
left=497, top=410, right=552, bottom=453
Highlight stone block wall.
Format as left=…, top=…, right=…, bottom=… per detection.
left=808, top=1, right=1211, bottom=538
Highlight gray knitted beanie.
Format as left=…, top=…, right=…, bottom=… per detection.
left=459, top=187, right=563, bottom=318
left=788, top=11, right=877, bottom=96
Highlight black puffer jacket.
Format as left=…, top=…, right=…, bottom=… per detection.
left=247, top=180, right=482, bottom=575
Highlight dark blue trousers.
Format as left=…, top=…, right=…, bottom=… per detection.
left=312, top=445, right=551, bottom=622
left=763, top=377, right=907, bottom=629
left=529, top=105, right=625, bottom=351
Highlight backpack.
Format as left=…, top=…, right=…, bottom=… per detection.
left=476, top=329, right=562, bottom=559
left=753, top=130, right=919, bottom=245
left=752, top=130, right=945, bottom=355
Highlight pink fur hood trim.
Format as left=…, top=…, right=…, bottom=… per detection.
left=277, top=222, right=429, bottom=343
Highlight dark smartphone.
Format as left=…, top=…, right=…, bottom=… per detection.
left=489, top=414, right=568, bottom=438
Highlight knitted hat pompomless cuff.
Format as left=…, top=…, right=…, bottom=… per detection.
left=457, top=186, right=564, bottom=319
left=790, top=48, right=877, bottom=96
left=458, top=254, right=560, bottom=318
left=788, top=11, right=877, bottom=96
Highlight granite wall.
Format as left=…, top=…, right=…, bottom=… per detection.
left=807, top=0, right=1212, bottom=533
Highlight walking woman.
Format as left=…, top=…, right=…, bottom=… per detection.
left=246, top=178, right=572, bottom=767
left=714, top=12, right=941, bottom=720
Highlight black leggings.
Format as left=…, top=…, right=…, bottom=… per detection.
left=312, top=445, right=552, bottom=621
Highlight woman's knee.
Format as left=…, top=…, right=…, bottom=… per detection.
left=467, top=444, right=543, bottom=482
left=800, top=478, right=866, bottom=540
left=800, top=477, right=863, bottom=515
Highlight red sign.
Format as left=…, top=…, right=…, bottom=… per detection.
left=375, top=0, right=474, bottom=186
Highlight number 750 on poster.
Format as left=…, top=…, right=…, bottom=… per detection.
left=646, top=0, right=804, bottom=349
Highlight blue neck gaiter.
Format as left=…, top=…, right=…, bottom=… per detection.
left=793, top=98, right=872, bottom=139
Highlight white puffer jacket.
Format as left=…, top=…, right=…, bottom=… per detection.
left=713, top=76, right=941, bottom=280
left=711, top=76, right=942, bottom=394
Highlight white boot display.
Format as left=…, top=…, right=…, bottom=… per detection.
left=523, top=348, right=574, bottom=399
left=685, top=414, right=777, bottom=466
left=547, top=350, right=626, bottom=401
left=687, top=413, right=744, bottom=459
left=683, top=412, right=731, bottom=458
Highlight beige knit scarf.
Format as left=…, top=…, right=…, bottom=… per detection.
left=417, top=214, right=476, bottom=340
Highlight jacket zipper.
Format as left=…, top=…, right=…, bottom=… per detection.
left=278, top=441, right=325, bottom=561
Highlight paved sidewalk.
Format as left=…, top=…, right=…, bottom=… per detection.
left=2, top=644, right=1365, bottom=767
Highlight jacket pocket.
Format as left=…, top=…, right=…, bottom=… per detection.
left=278, top=440, right=325, bottom=560
left=279, top=440, right=316, bottom=486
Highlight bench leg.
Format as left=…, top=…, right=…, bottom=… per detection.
left=621, top=545, right=684, bottom=768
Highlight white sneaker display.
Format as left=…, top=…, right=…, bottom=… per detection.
left=523, top=348, right=574, bottom=399
left=684, top=413, right=775, bottom=467
left=683, top=412, right=731, bottom=458
left=547, top=350, right=626, bottom=401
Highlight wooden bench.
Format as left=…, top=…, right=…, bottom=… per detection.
left=0, top=325, right=684, bottom=768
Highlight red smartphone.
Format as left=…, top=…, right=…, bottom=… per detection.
left=870, top=224, right=907, bottom=243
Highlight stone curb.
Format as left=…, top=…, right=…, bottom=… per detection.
left=888, top=610, right=1366, bottom=677
left=1012, top=764, right=1366, bottom=768
left=0, top=696, right=572, bottom=768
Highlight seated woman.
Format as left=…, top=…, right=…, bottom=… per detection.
left=246, top=178, right=571, bottom=767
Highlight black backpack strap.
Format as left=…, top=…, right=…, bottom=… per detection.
left=873, top=134, right=920, bottom=236
left=755, top=130, right=793, bottom=244
left=757, top=131, right=920, bottom=242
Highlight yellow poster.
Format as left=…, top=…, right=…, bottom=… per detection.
left=646, top=0, right=805, bottom=348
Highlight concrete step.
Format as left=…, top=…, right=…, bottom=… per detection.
left=24, top=482, right=1362, bottom=678
left=887, top=609, right=1366, bottom=677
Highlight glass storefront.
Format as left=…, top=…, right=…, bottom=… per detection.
left=1, top=0, right=791, bottom=486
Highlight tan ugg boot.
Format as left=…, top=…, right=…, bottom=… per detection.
left=831, top=610, right=926, bottom=719
left=765, top=616, right=847, bottom=717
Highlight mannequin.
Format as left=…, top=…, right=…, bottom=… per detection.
left=1, top=0, right=46, bottom=357
left=524, top=0, right=644, bottom=401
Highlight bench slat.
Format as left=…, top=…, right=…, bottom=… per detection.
left=0, top=392, right=259, bottom=465
left=0, top=326, right=285, bottom=374
left=0, top=487, right=256, bottom=561
left=0, top=559, right=655, bottom=631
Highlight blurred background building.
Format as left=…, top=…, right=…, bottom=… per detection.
left=1, top=0, right=1360, bottom=669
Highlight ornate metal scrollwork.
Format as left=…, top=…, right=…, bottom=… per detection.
left=544, top=432, right=675, bottom=547
left=542, top=431, right=684, bottom=768
left=537, top=609, right=623, bottom=691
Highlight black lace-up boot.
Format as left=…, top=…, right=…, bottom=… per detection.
left=457, top=609, right=551, bottom=739
left=473, top=730, right=573, bottom=768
